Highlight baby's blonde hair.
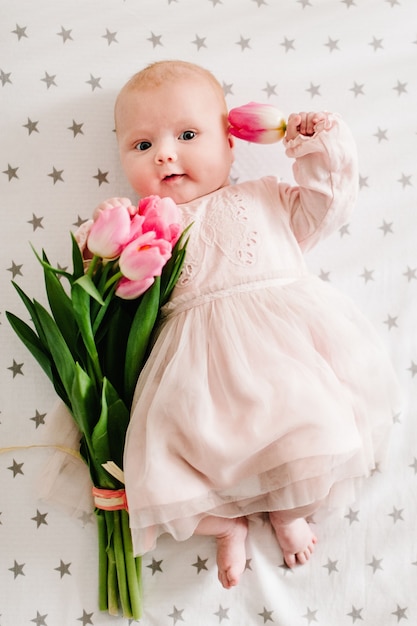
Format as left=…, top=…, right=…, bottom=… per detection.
left=114, top=60, right=227, bottom=130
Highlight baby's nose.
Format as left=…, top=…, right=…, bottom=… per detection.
left=155, top=141, right=178, bottom=164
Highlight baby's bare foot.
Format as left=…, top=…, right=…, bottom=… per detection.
left=269, top=515, right=317, bottom=568
left=216, top=517, right=248, bottom=589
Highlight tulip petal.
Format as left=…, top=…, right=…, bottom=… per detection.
left=119, top=235, right=172, bottom=282
left=87, top=205, right=132, bottom=258
left=115, top=276, right=155, bottom=300
left=228, top=102, right=286, bottom=144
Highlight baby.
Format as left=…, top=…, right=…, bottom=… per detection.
left=94, top=60, right=399, bottom=589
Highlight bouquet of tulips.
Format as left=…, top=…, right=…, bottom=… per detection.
left=6, top=195, right=190, bottom=620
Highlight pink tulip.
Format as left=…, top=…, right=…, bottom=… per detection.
left=228, top=102, right=287, bottom=144
left=139, top=196, right=181, bottom=245
left=115, top=276, right=155, bottom=300
left=87, top=205, right=133, bottom=259
left=119, top=232, right=172, bottom=282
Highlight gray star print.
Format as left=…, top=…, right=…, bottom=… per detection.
left=388, top=507, right=404, bottom=523
left=306, top=83, right=321, bottom=98
left=9, top=560, right=25, bottom=578
left=48, top=167, right=64, bottom=184
left=214, top=604, right=230, bottom=622
left=350, top=82, right=365, bottom=97
left=31, top=611, right=48, bottom=626
left=367, top=556, right=383, bottom=573
left=8, top=359, right=24, bottom=376
left=148, top=32, right=163, bottom=47
left=8, top=459, right=24, bottom=476
left=77, top=610, right=94, bottom=625
left=57, top=26, right=73, bottom=43
left=379, top=221, right=393, bottom=235
left=192, top=35, right=207, bottom=50
left=281, top=38, right=295, bottom=52
left=12, top=24, right=28, bottom=40
left=323, top=558, right=339, bottom=574
left=345, top=508, right=360, bottom=524
left=236, top=35, right=251, bottom=51
left=55, top=560, right=71, bottom=577
left=0, top=69, right=12, bottom=86
left=68, top=120, right=84, bottom=137
left=369, top=36, right=384, bottom=51
left=28, top=214, right=44, bottom=231
left=258, top=607, right=274, bottom=623
left=102, top=29, right=118, bottom=45
left=86, top=74, right=102, bottom=90
left=347, top=606, right=364, bottom=622
left=93, top=169, right=109, bottom=185
left=392, top=604, right=408, bottom=621
left=168, top=606, right=185, bottom=624
left=303, top=607, right=319, bottom=624
left=31, top=510, right=48, bottom=528
left=3, top=164, right=19, bottom=180
left=147, top=557, right=163, bottom=575
left=23, top=118, right=39, bottom=135
left=41, top=72, right=57, bottom=89
left=192, top=555, right=208, bottom=573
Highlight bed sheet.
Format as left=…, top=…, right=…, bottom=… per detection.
left=1, top=0, right=417, bottom=624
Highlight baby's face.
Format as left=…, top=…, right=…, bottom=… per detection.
left=116, top=78, right=234, bottom=204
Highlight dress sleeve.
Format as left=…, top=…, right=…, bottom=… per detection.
left=277, top=113, right=358, bottom=252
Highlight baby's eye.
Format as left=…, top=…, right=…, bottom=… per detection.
left=135, top=141, right=152, bottom=151
left=179, top=130, right=196, bottom=141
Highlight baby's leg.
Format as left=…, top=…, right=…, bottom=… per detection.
left=194, top=515, right=248, bottom=589
left=269, top=502, right=321, bottom=568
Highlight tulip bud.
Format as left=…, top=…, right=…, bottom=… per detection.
left=228, top=102, right=287, bottom=144
left=87, top=205, right=132, bottom=259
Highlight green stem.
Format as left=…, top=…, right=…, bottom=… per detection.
left=104, top=270, right=123, bottom=294
left=87, top=254, right=100, bottom=278
left=111, top=510, right=132, bottom=618
left=106, top=539, right=119, bottom=616
left=121, top=509, right=143, bottom=620
left=96, top=511, right=108, bottom=612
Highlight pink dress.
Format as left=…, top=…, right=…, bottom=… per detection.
left=124, top=115, right=401, bottom=555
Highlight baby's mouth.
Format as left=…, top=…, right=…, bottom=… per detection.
left=163, top=173, right=184, bottom=182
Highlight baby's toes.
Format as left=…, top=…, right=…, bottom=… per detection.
left=284, top=553, right=297, bottom=568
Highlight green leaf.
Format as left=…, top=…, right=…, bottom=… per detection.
left=97, top=302, right=129, bottom=395
left=160, top=224, right=191, bottom=305
left=33, top=300, right=77, bottom=400
left=31, top=245, right=73, bottom=281
left=124, top=277, right=160, bottom=403
left=75, top=274, right=105, bottom=305
left=43, top=261, right=78, bottom=355
left=10, top=281, right=49, bottom=348
left=71, top=232, right=85, bottom=279
left=71, top=363, right=100, bottom=481
left=91, top=378, right=127, bottom=488
left=71, top=282, right=102, bottom=381
left=6, top=311, right=53, bottom=381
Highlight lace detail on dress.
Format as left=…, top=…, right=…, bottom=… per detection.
left=177, top=190, right=260, bottom=287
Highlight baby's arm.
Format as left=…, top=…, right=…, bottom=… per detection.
left=279, top=112, right=358, bottom=251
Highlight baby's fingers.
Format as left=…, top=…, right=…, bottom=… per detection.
left=93, top=197, right=133, bottom=219
left=286, top=113, right=302, bottom=140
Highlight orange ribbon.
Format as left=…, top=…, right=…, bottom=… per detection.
left=92, top=486, right=128, bottom=511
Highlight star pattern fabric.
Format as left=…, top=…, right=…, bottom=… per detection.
left=1, top=0, right=417, bottom=624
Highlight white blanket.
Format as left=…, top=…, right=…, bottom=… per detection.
left=2, top=0, right=416, bottom=624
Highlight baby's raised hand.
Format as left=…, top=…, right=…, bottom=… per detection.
left=93, top=196, right=134, bottom=220
left=285, top=111, right=329, bottom=141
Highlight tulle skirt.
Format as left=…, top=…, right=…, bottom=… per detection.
left=124, top=276, right=401, bottom=554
